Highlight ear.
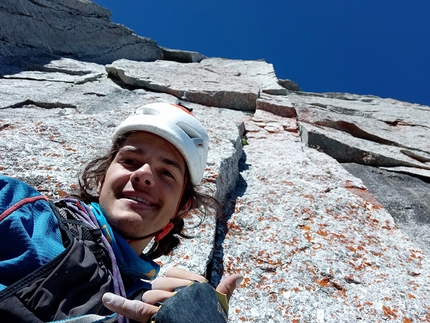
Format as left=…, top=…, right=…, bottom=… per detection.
left=176, top=198, right=192, bottom=218
left=97, top=176, right=105, bottom=195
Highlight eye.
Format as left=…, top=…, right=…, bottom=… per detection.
left=122, top=158, right=135, bottom=165
left=119, top=158, right=139, bottom=168
left=162, top=170, right=174, bottom=179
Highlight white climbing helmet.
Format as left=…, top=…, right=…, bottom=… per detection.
left=112, top=102, right=209, bottom=185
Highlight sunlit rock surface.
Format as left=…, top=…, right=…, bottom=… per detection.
left=1, top=1, right=429, bottom=322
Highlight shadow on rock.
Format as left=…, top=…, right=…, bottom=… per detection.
left=207, top=152, right=249, bottom=286
left=342, top=162, right=430, bottom=256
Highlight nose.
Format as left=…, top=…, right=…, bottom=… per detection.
left=131, top=163, right=154, bottom=187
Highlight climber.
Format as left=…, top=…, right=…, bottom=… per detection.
left=0, top=102, right=243, bottom=323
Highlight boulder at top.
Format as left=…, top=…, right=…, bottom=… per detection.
left=106, top=57, right=286, bottom=111
left=0, top=0, right=162, bottom=66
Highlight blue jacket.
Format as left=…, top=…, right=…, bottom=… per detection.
left=0, top=175, right=65, bottom=290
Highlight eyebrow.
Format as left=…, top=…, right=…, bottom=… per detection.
left=119, top=146, right=185, bottom=175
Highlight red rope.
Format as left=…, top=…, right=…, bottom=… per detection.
left=0, top=195, right=48, bottom=222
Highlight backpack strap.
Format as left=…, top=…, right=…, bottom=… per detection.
left=55, top=199, right=127, bottom=301
left=52, top=200, right=110, bottom=260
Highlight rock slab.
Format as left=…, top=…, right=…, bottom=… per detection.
left=212, top=110, right=430, bottom=322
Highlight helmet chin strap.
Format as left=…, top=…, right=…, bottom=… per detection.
left=126, top=179, right=187, bottom=243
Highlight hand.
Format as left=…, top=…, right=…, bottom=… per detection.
left=102, top=267, right=243, bottom=323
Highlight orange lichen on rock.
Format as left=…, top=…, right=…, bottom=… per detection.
left=344, top=181, right=384, bottom=210
left=382, top=306, right=398, bottom=320
left=316, top=277, right=331, bottom=287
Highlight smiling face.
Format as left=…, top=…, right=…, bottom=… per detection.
left=98, top=131, right=189, bottom=250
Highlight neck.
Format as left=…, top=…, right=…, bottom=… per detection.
left=127, top=238, right=153, bottom=255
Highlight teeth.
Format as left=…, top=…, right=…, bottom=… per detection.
left=129, top=196, right=152, bottom=205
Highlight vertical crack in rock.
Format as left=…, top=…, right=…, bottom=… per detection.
left=208, top=151, right=249, bottom=286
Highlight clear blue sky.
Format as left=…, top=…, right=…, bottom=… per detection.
left=94, top=0, right=430, bottom=106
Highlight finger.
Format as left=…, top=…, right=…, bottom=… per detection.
left=164, top=267, right=207, bottom=282
left=102, top=292, right=158, bottom=323
left=141, top=289, right=174, bottom=304
left=151, top=277, right=192, bottom=291
left=216, top=274, right=244, bottom=302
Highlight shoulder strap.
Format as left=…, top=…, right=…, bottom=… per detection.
left=55, top=199, right=127, bottom=300
left=51, top=200, right=108, bottom=259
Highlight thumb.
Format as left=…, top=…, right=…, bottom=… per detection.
left=215, top=274, right=244, bottom=301
left=102, top=292, right=159, bottom=323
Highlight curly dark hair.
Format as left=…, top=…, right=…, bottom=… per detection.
left=76, top=132, right=220, bottom=259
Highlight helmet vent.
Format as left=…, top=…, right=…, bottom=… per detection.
left=177, top=121, right=201, bottom=140
left=136, top=107, right=160, bottom=116
left=193, top=138, right=204, bottom=148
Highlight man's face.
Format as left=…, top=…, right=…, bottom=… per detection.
left=98, top=131, right=187, bottom=240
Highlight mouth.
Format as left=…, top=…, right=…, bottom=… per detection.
left=121, top=190, right=159, bottom=207
left=126, top=196, right=155, bottom=206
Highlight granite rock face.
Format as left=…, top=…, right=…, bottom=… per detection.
left=213, top=110, right=429, bottom=322
left=1, top=1, right=429, bottom=322
left=0, top=0, right=162, bottom=65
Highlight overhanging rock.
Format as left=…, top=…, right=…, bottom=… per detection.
left=106, top=57, right=286, bottom=111
left=0, top=0, right=162, bottom=65
left=298, top=121, right=430, bottom=170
